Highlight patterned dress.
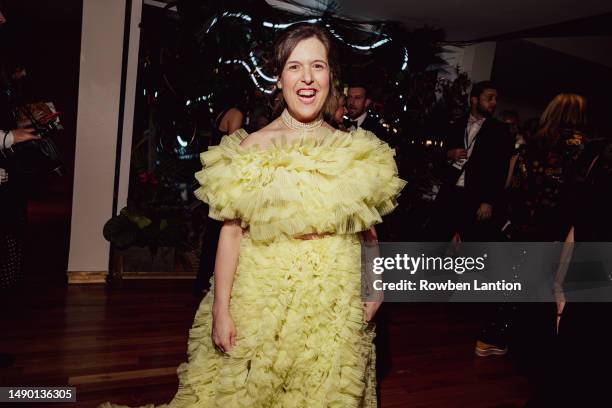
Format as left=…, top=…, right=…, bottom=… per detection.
left=509, top=130, right=588, bottom=241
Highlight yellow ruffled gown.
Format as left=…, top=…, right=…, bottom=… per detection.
left=99, top=127, right=406, bottom=408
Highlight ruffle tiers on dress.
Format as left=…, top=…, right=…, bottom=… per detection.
left=99, top=127, right=406, bottom=408
left=193, top=128, right=406, bottom=243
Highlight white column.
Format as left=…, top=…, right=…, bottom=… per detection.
left=117, top=1, right=142, bottom=211
left=68, top=0, right=141, bottom=282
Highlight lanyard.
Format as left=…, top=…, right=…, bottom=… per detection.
left=464, top=120, right=483, bottom=152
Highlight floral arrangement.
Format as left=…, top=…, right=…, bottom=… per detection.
left=103, top=166, right=189, bottom=253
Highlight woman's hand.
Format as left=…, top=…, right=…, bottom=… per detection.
left=476, top=202, right=493, bottom=221
left=447, top=148, right=467, bottom=161
left=364, top=301, right=382, bottom=323
left=212, top=306, right=237, bottom=353
left=12, top=128, right=41, bottom=145
left=554, top=283, right=566, bottom=334
left=362, top=226, right=382, bottom=324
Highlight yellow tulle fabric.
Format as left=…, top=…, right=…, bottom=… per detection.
left=99, top=127, right=405, bottom=408
left=193, top=127, right=406, bottom=242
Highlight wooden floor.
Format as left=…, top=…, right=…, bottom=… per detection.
left=0, top=281, right=529, bottom=408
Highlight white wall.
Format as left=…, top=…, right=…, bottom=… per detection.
left=68, top=0, right=127, bottom=274
left=117, top=2, right=142, bottom=213
left=440, top=42, right=497, bottom=83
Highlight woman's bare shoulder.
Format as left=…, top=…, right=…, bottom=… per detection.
left=224, top=107, right=244, bottom=120
left=239, top=120, right=283, bottom=149
left=226, top=106, right=243, bottom=115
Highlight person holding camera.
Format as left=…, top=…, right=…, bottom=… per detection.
left=1, top=6, right=42, bottom=291
left=0, top=128, right=39, bottom=370
left=3, top=127, right=40, bottom=149
left=1, top=128, right=40, bottom=289
left=0, top=1, right=45, bottom=370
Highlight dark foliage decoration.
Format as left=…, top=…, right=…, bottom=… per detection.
left=148, top=0, right=457, bottom=131
left=104, top=0, right=474, bottom=251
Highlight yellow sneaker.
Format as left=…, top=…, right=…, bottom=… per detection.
left=475, top=340, right=508, bottom=357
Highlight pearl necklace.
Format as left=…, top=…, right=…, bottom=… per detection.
left=281, top=109, right=323, bottom=131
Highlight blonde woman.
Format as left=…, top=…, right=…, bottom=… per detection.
left=509, top=93, right=591, bottom=241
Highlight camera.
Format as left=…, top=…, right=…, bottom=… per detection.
left=0, top=102, right=65, bottom=177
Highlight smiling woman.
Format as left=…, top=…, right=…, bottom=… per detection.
left=272, top=23, right=338, bottom=123
left=100, top=22, right=406, bottom=408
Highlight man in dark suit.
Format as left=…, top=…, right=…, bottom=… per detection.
left=433, top=81, right=513, bottom=242
left=430, top=81, right=515, bottom=358
left=345, top=84, right=394, bottom=147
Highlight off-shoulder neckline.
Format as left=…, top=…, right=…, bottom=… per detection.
left=226, top=127, right=373, bottom=154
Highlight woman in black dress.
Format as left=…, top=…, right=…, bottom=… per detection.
left=551, top=139, right=612, bottom=406
left=509, top=94, right=601, bottom=406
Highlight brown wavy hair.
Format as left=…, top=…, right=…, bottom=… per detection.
left=537, top=93, right=587, bottom=149
left=270, top=23, right=338, bottom=119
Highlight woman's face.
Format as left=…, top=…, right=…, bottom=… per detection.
left=279, top=36, right=330, bottom=123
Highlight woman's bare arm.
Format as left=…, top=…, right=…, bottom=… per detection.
left=211, top=219, right=243, bottom=352
left=554, top=226, right=574, bottom=330
left=361, top=226, right=383, bottom=319
left=505, top=154, right=519, bottom=189
left=361, top=226, right=378, bottom=244
left=555, top=226, right=575, bottom=291
left=221, top=108, right=244, bottom=135
left=212, top=219, right=243, bottom=313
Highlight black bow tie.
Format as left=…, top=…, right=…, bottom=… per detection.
left=349, top=120, right=358, bottom=128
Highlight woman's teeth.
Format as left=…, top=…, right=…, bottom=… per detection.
left=297, top=90, right=316, bottom=97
